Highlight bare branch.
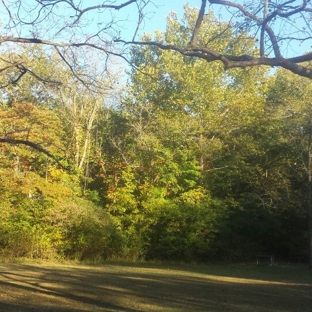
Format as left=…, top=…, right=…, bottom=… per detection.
left=118, top=39, right=312, bottom=79
left=71, top=0, right=137, bottom=25
left=0, top=0, right=312, bottom=80
left=209, top=0, right=282, bottom=57
left=123, top=0, right=312, bottom=79
left=0, top=62, right=23, bottom=74
left=54, top=46, right=89, bottom=87
left=0, top=0, right=150, bottom=87
left=132, top=0, right=150, bottom=41
left=190, top=0, right=206, bottom=45
left=17, top=64, right=62, bottom=85
left=0, top=138, right=69, bottom=170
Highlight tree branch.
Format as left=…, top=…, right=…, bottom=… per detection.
left=121, top=0, right=312, bottom=79
left=0, top=138, right=69, bottom=170
left=118, top=39, right=312, bottom=79
left=190, top=0, right=206, bottom=45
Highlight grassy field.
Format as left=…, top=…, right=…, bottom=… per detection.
left=0, top=261, right=311, bottom=311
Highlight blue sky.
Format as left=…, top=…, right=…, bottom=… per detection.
left=116, top=0, right=309, bottom=57
left=1, top=0, right=307, bottom=60
left=117, top=1, right=202, bottom=40
left=141, top=1, right=201, bottom=31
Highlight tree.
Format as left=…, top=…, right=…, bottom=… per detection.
left=266, top=68, right=312, bottom=266
left=0, top=0, right=150, bottom=87
left=0, top=52, right=123, bottom=261
left=0, top=44, right=120, bottom=176
left=0, top=0, right=311, bottom=86
left=122, top=0, right=312, bottom=79
left=99, top=6, right=283, bottom=261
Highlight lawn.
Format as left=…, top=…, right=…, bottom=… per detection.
left=0, top=261, right=311, bottom=311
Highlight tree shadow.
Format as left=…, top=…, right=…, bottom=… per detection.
left=0, top=263, right=311, bottom=311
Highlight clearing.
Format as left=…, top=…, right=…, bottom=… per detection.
left=0, top=262, right=311, bottom=311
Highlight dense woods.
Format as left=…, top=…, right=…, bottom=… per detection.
left=0, top=5, right=311, bottom=264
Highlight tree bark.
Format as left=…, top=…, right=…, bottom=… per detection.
left=308, top=116, right=312, bottom=267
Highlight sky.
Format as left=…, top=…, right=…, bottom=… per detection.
left=0, top=0, right=307, bottom=57
left=140, top=1, right=201, bottom=31
left=0, top=0, right=308, bottom=66
left=116, top=0, right=309, bottom=57
left=117, top=0, right=203, bottom=40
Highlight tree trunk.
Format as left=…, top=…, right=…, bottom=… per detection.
left=308, top=120, right=312, bottom=267
left=309, top=197, right=312, bottom=267
left=78, top=99, right=99, bottom=169
left=309, top=151, right=312, bottom=267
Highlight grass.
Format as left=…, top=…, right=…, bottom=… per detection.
left=0, top=261, right=311, bottom=311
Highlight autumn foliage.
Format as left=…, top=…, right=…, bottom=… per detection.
left=0, top=6, right=311, bottom=263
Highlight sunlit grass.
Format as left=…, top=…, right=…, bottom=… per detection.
left=0, top=261, right=311, bottom=311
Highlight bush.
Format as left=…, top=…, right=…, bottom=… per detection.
left=145, top=190, right=223, bottom=262
left=0, top=191, right=123, bottom=261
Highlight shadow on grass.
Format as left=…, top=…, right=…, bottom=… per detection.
left=0, top=301, right=82, bottom=311
left=0, top=262, right=311, bottom=311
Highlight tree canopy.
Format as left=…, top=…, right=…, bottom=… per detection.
left=125, top=0, right=312, bottom=78
left=0, top=3, right=312, bottom=265
left=0, top=0, right=311, bottom=85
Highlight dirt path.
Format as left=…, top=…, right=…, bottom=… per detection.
left=0, top=262, right=311, bottom=311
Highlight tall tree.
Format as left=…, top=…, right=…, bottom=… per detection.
left=123, top=1, right=312, bottom=79
left=0, top=50, right=121, bottom=261
left=0, top=0, right=150, bottom=86
left=266, top=68, right=312, bottom=265
left=97, top=6, right=278, bottom=261
left=0, top=0, right=310, bottom=85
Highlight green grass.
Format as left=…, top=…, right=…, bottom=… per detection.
left=0, top=261, right=311, bottom=311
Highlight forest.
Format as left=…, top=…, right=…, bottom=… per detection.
left=0, top=3, right=312, bottom=264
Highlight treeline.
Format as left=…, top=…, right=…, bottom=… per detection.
left=0, top=7, right=310, bottom=263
